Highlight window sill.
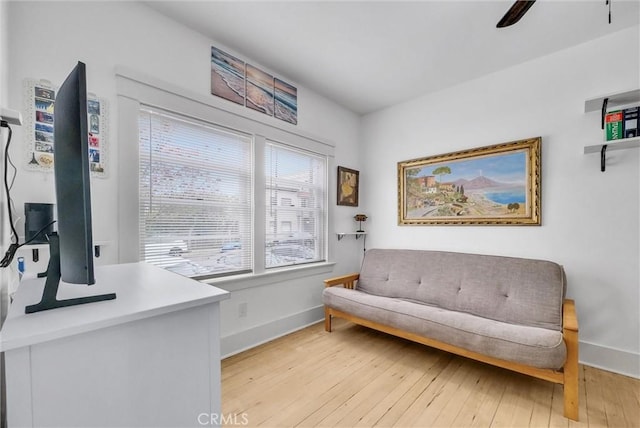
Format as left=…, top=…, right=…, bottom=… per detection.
left=201, top=261, right=337, bottom=292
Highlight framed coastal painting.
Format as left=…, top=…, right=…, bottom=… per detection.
left=274, top=78, right=297, bottom=125
left=211, top=46, right=298, bottom=125
left=211, top=46, right=245, bottom=105
left=398, top=137, right=541, bottom=225
left=337, top=166, right=359, bottom=207
left=246, top=64, right=275, bottom=116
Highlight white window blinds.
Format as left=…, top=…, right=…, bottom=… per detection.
left=138, top=107, right=253, bottom=278
left=265, top=141, right=326, bottom=268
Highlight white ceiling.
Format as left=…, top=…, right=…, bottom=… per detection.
left=144, top=1, right=640, bottom=115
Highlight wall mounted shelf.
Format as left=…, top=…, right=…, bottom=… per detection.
left=583, top=136, right=640, bottom=154
left=583, top=89, right=640, bottom=171
left=336, top=232, right=367, bottom=252
left=336, top=232, right=366, bottom=241
left=584, top=89, right=640, bottom=114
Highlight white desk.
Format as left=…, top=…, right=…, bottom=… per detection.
left=0, top=262, right=230, bottom=427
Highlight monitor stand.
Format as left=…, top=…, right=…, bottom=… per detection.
left=25, top=233, right=116, bottom=314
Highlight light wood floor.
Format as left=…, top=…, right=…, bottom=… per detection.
left=222, top=319, right=640, bottom=427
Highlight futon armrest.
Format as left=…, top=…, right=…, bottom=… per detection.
left=563, top=299, right=578, bottom=332
left=324, top=273, right=360, bottom=289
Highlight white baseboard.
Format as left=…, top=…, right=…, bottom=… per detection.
left=579, top=340, right=639, bottom=379
left=221, top=306, right=324, bottom=359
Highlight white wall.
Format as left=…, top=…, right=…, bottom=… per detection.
left=0, top=0, right=7, bottom=106
left=1, top=1, right=10, bottom=424
left=5, top=1, right=363, bottom=355
left=0, top=0, right=10, bottom=324
left=361, top=26, right=640, bottom=377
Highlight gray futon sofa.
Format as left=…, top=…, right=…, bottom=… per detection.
left=323, top=248, right=579, bottom=420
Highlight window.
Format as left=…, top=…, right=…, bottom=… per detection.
left=137, top=109, right=328, bottom=279
left=117, top=69, right=334, bottom=282
left=265, top=142, right=326, bottom=269
left=138, top=107, right=253, bottom=279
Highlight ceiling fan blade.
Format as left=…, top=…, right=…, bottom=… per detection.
left=497, top=0, right=536, bottom=28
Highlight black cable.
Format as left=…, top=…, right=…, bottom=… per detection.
left=0, top=220, right=57, bottom=268
left=0, top=120, right=20, bottom=268
left=6, top=141, right=17, bottom=191
left=21, top=220, right=56, bottom=247
left=0, top=244, right=19, bottom=268
left=1, top=121, right=56, bottom=268
left=1, top=121, right=18, bottom=244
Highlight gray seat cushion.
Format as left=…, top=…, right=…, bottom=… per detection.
left=323, top=286, right=567, bottom=369
left=356, top=249, right=566, bottom=331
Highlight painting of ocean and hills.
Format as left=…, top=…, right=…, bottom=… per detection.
left=406, top=150, right=529, bottom=219
left=275, top=78, right=297, bottom=125
left=246, top=64, right=275, bottom=116
left=211, top=47, right=245, bottom=105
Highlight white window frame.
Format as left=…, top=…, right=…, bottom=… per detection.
left=116, top=67, right=336, bottom=289
left=138, top=107, right=254, bottom=279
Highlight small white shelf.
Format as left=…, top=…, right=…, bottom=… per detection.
left=584, top=136, right=640, bottom=154
left=584, top=89, right=640, bottom=113
left=336, top=232, right=367, bottom=241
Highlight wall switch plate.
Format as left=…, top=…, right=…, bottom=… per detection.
left=238, top=302, right=248, bottom=318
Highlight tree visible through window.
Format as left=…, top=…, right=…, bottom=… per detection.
left=139, top=107, right=252, bottom=278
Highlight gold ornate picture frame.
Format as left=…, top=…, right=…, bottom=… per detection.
left=398, top=137, right=541, bottom=225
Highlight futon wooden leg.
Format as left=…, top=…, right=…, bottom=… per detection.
left=324, top=307, right=332, bottom=332
left=563, top=328, right=579, bottom=420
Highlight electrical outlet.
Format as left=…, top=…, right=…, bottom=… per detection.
left=0, top=108, right=23, bottom=126
left=238, top=302, right=248, bottom=318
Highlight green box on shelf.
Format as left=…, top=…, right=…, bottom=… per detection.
left=605, top=110, right=623, bottom=141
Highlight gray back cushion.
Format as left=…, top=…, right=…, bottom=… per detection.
left=357, top=249, right=566, bottom=331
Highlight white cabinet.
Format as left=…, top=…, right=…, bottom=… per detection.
left=0, top=262, right=229, bottom=427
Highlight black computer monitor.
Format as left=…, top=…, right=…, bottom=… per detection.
left=25, top=62, right=115, bottom=314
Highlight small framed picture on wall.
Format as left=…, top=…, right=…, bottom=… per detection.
left=337, top=166, right=359, bottom=207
